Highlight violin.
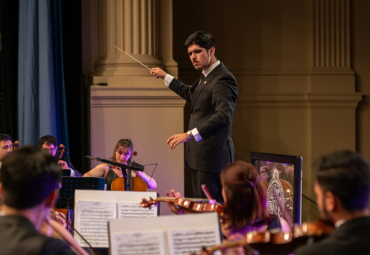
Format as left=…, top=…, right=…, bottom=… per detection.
left=191, top=220, right=334, bottom=255
left=140, top=197, right=224, bottom=215
left=43, top=209, right=99, bottom=255
left=110, top=151, right=148, bottom=191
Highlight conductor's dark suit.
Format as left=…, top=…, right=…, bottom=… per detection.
left=169, top=62, right=238, bottom=200
left=294, top=216, right=370, bottom=255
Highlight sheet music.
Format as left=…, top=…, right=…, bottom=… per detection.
left=117, top=202, right=157, bottom=218
left=167, top=227, right=221, bottom=255
left=76, top=200, right=116, bottom=247
left=111, top=230, right=166, bottom=255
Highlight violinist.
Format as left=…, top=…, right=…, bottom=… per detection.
left=0, top=146, right=76, bottom=254
left=38, top=135, right=82, bottom=177
left=83, top=138, right=157, bottom=190
left=294, top=150, right=370, bottom=255
left=0, top=134, right=13, bottom=169
left=167, top=161, right=290, bottom=239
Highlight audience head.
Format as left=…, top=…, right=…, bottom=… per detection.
left=0, top=133, right=13, bottom=162
left=314, top=150, right=370, bottom=220
left=112, top=139, right=134, bottom=165
left=0, top=146, right=61, bottom=210
left=221, top=161, right=269, bottom=231
left=38, top=135, right=58, bottom=157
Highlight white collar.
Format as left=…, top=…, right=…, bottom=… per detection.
left=334, top=218, right=346, bottom=228
left=203, top=60, right=220, bottom=78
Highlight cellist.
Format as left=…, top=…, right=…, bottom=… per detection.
left=83, top=138, right=157, bottom=190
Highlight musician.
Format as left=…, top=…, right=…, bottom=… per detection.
left=0, top=133, right=13, bottom=168
left=167, top=161, right=290, bottom=239
left=150, top=31, right=238, bottom=203
left=0, top=146, right=76, bottom=254
left=38, top=135, right=82, bottom=177
left=294, top=150, right=370, bottom=255
left=83, top=138, right=157, bottom=190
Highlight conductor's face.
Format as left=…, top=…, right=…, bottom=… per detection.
left=188, top=44, right=214, bottom=71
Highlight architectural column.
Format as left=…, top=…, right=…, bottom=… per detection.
left=92, top=0, right=178, bottom=85
left=311, top=0, right=353, bottom=92
left=87, top=0, right=183, bottom=216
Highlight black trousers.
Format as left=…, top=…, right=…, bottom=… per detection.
left=191, top=169, right=224, bottom=204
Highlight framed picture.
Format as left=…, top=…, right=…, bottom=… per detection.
left=250, top=152, right=302, bottom=224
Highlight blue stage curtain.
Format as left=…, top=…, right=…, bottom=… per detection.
left=18, top=0, right=69, bottom=154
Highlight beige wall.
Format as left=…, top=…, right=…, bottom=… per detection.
left=172, top=0, right=364, bottom=221
left=82, top=0, right=370, bottom=221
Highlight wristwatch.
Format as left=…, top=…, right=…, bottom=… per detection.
left=187, top=130, right=194, bottom=140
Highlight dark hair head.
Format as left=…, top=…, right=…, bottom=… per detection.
left=112, top=139, right=134, bottom=163
left=0, top=146, right=61, bottom=209
left=221, top=161, right=270, bottom=231
left=0, top=133, right=12, bottom=142
left=184, top=31, right=216, bottom=53
left=38, top=135, right=58, bottom=148
left=314, top=150, right=370, bottom=211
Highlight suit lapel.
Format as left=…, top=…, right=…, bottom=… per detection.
left=191, top=63, right=224, bottom=112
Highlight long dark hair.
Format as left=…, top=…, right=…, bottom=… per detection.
left=221, top=161, right=270, bottom=231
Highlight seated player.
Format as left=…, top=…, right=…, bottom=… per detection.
left=0, top=146, right=76, bottom=254
left=167, top=161, right=290, bottom=239
left=84, top=138, right=157, bottom=190
left=38, top=135, right=82, bottom=177
left=294, top=150, right=370, bottom=255
left=0, top=133, right=13, bottom=169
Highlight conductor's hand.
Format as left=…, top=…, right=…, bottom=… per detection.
left=150, top=67, right=167, bottom=79
left=166, top=189, right=185, bottom=215
left=166, top=133, right=191, bottom=150
left=58, top=160, right=68, bottom=169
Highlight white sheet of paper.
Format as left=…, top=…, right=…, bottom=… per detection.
left=109, top=213, right=221, bottom=255
left=167, top=227, right=221, bottom=255
left=76, top=200, right=116, bottom=247
left=117, top=202, right=157, bottom=218
left=111, top=230, right=167, bottom=255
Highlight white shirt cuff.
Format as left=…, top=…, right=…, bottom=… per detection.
left=191, top=128, right=202, bottom=142
left=70, top=168, right=75, bottom=177
left=164, top=74, right=174, bottom=87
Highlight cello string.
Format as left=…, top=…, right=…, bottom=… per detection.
left=114, top=45, right=151, bottom=70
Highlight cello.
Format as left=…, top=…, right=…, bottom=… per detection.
left=110, top=151, right=148, bottom=191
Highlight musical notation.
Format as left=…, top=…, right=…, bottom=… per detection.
left=167, top=228, right=221, bottom=255
left=111, top=231, right=166, bottom=255
left=118, top=202, right=157, bottom=218
left=76, top=201, right=116, bottom=248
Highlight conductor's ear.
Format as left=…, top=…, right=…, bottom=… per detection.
left=209, top=46, right=216, bottom=56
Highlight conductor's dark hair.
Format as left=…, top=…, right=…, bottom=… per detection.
left=38, top=135, right=58, bottom=148
left=0, top=146, right=61, bottom=209
left=221, top=161, right=270, bottom=232
left=184, top=31, right=217, bottom=56
left=0, top=133, right=12, bottom=142
left=314, top=150, right=370, bottom=211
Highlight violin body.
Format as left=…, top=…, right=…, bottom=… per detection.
left=111, top=177, right=147, bottom=191
left=193, top=220, right=334, bottom=255
left=140, top=197, right=223, bottom=215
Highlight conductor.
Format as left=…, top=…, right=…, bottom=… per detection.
left=150, top=31, right=238, bottom=202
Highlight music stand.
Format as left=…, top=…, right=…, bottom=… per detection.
left=86, top=156, right=144, bottom=191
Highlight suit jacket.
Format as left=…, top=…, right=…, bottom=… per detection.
left=0, top=215, right=76, bottom=255
left=294, top=216, right=370, bottom=255
left=169, top=62, right=238, bottom=172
